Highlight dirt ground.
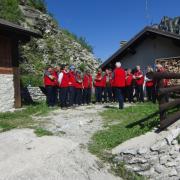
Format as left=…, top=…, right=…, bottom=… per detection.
left=0, top=104, right=121, bottom=180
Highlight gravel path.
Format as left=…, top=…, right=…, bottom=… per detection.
left=0, top=104, right=121, bottom=180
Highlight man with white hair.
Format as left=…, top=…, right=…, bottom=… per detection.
left=113, top=62, right=126, bottom=109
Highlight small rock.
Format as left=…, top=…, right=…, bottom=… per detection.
left=168, top=168, right=178, bottom=177
left=113, top=156, right=123, bottom=163
left=128, top=157, right=148, bottom=164
left=171, top=140, right=178, bottom=145
left=138, top=147, right=148, bottom=155
left=159, top=155, right=170, bottom=165
left=150, top=139, right=167, bottom=151
left=122, top=149, right=137, bottom=155
left=154, top=164, right=164, bottom=174
left=165, top=161, right=177, bottom=167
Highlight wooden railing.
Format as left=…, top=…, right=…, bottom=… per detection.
left=147, top=72, right=180, bottom=130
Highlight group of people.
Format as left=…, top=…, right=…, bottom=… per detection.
left=43, top=62, right=167, bottom=109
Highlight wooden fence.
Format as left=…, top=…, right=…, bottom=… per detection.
left=147, top=72, right=180, bottom=130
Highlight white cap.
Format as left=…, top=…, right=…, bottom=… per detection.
left=116, top=62, right=121, bottom=68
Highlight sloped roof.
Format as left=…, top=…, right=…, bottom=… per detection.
left=0, top=18, right=41, bottom=38
left=101, top=26, right=180, bottom=68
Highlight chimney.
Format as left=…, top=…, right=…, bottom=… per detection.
left=120, top=40, right=127, bottom=48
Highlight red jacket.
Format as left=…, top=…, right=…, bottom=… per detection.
left=83, top=74, right=93, bottom=88
left=60, top=70, right=69, bottom=88
left=134, top=71, right=144, bottom=85
left=44, top=71, right=57, bottom=86
left=126, top=73, right=133, bottom=86
left=68, top=71, right=76, bottom=87
left=158, top=67, right=169, bottom=87
left=113, top=68, right=126, bottom=87
left=94, top=73, right=103, bottom=87
left=75, top=74, right=83, bottom=89
left=146, top=81, right=154, bottom=87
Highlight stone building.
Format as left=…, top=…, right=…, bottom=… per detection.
left=101, top=26, right=180, bottom=71
left=0, top=19, right=40, bottom=112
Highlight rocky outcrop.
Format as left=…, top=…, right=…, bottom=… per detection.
left=113, top=127, right=180, bottom=180
left=18, top=2, right=99, bottom=76
left=152, top=16, right=180, bottom=35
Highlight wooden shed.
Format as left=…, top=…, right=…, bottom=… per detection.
left=0, top=19, right=41, bottom=112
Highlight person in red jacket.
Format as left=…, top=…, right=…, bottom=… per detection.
left=125, top=68, right=134, bottom=103
left=156, top=63, right=169, bottom=102
left=145, top=66, right=156, bottom=103
left=58, top=64, right=69, bottom=109
left=133, top=65, right=144, bottom=102
left=44, top=65, right=57, bottom=107
left=113, top=62, right=126, bottom=109
left=103, top=68, right=113, bottom=102
left=83, top=70, right=93, bottom=105
left=75, top=70, right=83, bottom=106
left=94, top=68, right=103, bottom=103
left=68, top=65, right=76, bottom=107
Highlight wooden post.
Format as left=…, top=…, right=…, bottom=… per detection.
left=13, top=67, right=21, bottom=108
left=157, top=79, right=167, bottom=129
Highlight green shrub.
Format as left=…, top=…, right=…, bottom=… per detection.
left=62, top=29, right=94, bottom=53
left=21, top=74, right=43, bottom=87
left=0, top=0, right=24, bottom=24
left=28, top=0, right=47, bottom=13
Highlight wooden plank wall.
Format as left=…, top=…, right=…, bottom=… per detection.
left=0, top=36, right=12, bottom=67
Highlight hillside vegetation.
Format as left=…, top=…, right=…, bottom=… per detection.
left=0, top=0, right=99, bottom=86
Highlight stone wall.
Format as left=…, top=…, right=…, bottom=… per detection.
left=113, top=127, right=180, bottom=180
left=0, top=74, right=14, bottom=112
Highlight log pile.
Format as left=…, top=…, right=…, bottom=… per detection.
left=156, top=57, right=180, bottom=86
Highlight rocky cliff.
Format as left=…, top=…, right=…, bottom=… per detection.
left=1, top=0, right=99, bottom=85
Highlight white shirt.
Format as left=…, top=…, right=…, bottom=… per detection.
left=58, top=72, right=63, bottom=85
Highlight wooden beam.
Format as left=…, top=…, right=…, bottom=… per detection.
left=159, top=86, right=180, bottom=95
left=159, top=99, right=180, bottom=112
left=147, top=72, right=180, bottom=80
left=0, top=67, right=13, bottom=74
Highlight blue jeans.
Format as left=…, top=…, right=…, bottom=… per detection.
left=115, top=87, right=124, bottom=109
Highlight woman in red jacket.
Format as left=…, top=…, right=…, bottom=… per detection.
left=94, top=68, right=103, bottom=103
left=44, top=66, right=58, bottom=107
left=58, top=64, right=69, bottom=109
left=145, top=66, right=156, bottom=103
left=83, top=70, right=92, bottom=105
left=75, top=70, right=83, bottom=106
left=133, top=65, right=144, bottom=102
left=125, top=68, right=134, bottom=103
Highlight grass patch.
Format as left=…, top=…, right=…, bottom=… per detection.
left=89, top=102, right=159, bottom=157
left=0, top=102, right=54, bottom=136
left=34, top=128, right=53, bottom=137
left=89, top=102, right=158, bottom=179
left=112, top=163, right=146, bottom=180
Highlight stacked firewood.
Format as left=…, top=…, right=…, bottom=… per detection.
left=156, top=57, right=180, bottom=86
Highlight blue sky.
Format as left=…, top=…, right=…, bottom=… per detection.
left=46, top=0, right=180, bottom=61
